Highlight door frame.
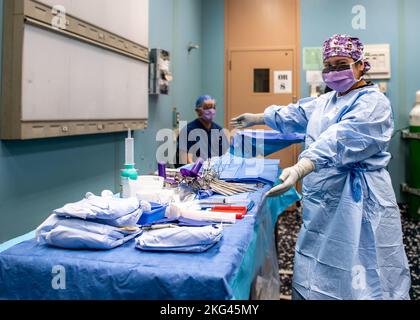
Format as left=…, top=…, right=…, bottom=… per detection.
left=224, top=0, right=301, bottom=128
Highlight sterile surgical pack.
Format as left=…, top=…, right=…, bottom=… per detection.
left=135, top=225, right=223, bottom=253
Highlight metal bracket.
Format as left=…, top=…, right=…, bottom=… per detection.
left=20, top=120, right=148, bottom=140
left=402, top=130, right=420, bottom=140
left=23, top=0, right=149, bottom=63
left=402, top=183, right=420, bottom=197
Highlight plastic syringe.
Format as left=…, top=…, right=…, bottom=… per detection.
left=121, top=129, right=138, bottom=187
left=125, top=129, right=135, bottom=166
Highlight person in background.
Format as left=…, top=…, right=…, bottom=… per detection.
left=231, top=34, right=411, bottom=300
left=178, top=95, right=229, bottom=164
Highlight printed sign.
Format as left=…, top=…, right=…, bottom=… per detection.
left=274, top=71, right=292, bottom=94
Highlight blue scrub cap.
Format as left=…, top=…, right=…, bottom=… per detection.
left=195, top=95, right=215, bottom=109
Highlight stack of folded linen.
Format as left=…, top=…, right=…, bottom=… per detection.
left=36, top=193, right=144, bottom=250
left=135, top=225, right=223, bottom=253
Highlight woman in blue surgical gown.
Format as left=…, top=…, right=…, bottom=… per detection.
left=231, top=34, right=411, bottom=300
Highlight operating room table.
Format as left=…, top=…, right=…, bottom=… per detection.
left=0, top=169, right=300, bottom=300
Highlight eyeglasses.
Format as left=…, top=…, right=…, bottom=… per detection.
left=322, top=64, right=351, bottom=74
left=201, top=104, right=216, bottom=110
left=322, top=61, right=361, bottom=74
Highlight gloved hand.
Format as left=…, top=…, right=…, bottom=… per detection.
left=265, top=158, right=315, bottom=197
left=230, top=113, right=265, bottom=129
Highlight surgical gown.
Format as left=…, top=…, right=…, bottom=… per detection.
left=264, top=85, right=411, bottom=300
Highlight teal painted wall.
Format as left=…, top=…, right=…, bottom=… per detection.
left=172, top=0, right=203, bottom=122
left=0, top=0, right=206, bottom=243
left=300, top=0, right=420, bottom=201
left=402, top=0, right=420, bottom=127
left=202, top=0, right=225, bottom=126
left=136, top=0, right=225, bottom=175
left=134, top=0, right=175, bottom=175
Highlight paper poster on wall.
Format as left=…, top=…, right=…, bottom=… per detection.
left=303, top=47, right=323, bottom=70
left=274, top=71, right=292, bottom=94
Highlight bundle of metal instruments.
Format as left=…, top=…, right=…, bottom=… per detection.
left=171, top=158, right=258, bottom=197
left=181, top=170, right=257, bottom=197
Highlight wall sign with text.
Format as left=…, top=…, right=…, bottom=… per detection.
left=274, top=71, right=292, bottom=94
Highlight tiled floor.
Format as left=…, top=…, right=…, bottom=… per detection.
left=277, top=208, right=420, bottom=300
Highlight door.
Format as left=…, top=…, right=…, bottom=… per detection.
left=228, top=48, right=300, bottom=169
left=225, top=0, right=301, bottom=170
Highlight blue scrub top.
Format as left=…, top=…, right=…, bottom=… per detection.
left=178, top=119, right=229, bottom=161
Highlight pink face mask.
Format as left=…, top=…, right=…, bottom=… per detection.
left=201, top=108, right=217, bottom=122
left=322, top=60, right=363, bottom=93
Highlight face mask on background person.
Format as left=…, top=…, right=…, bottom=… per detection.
left=201, top=108, right=217, bottom=122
